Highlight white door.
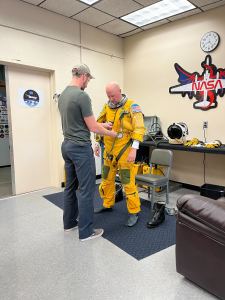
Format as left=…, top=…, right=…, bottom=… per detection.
left=6, top=66, right=53, bottom=194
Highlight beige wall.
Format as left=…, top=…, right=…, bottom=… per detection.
left=1, top=0, right=224, bottom=190
left=0, top=0, right=124, bottom=190
left=124, top=6, right=225, bottom=186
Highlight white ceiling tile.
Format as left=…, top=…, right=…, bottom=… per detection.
left=134, top=0, right=160, bottom=6
left=94, top=0, right=142, bottom=17
left=40, top=0, right=88, bottom=17
left=201, top=0, right=225, bottom=11
left=73, top=7, right=115, bottom=27
left=18, top=0, right=225, bottom=38
left=168, top=8, right=201, bottom=21
left=120, top=28, right=143, bottom=37
left=141, top=19, right=169, bottom=30
left=98, top=19, right=137, bottom=35
left=21, top=0, right=43, bottom=4
left=188, top=0, right=221, bottom=7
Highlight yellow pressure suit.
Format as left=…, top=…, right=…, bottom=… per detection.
left=97, top=98, right=145, bottom=214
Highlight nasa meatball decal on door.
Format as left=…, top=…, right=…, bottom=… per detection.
left=18, top=88, right=43, bottom=108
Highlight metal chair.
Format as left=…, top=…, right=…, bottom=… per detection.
left=135, top=148, right=174, bottom=216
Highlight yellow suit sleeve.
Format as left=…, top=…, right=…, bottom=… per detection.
left=130, top=110, right=145, bottom=142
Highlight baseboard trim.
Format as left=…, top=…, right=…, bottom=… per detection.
left=181, top=183, right=200, bottom=192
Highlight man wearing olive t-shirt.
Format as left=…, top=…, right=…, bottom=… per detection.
left=58, top=64, right=116, bottom=241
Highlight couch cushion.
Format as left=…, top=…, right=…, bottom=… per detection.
left=177, top=194, right=225, bottom=235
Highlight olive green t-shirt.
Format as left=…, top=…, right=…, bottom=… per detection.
left=58, top=86, right=93, bottom=145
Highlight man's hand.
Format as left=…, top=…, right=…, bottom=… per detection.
left=94, top=143, right=101, bottom=157
left=127, top=148, right=137, bottom=162
left=110, top=130, right=117, bottom=138
left=101, top=122, right=113, bottom=130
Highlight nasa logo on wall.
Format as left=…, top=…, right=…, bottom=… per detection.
left=23, top=90, right=39, bottom=107
left=169, top=55, right=225, bottom=111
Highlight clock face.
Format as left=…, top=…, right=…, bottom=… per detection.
left=200, top=31, right=220, bottom=53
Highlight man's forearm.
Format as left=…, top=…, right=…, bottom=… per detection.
left=92, top=122, right=115, bottom=137
left=84, top=115, right=115, bottom=137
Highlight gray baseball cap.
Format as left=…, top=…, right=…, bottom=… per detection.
left=72, top=63, right=94, bottom=79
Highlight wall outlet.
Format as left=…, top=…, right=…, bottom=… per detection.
left=203, top=121, right=208, bottom=129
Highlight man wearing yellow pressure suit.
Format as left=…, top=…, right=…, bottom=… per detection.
left=95, top=82, right=145, bottom=227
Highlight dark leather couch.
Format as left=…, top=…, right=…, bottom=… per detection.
left=176, top=194, right=225, bottom=300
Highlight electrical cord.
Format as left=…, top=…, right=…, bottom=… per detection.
left=203, top=127, right=207, bottom=143
left=203, top=126, right=207, bottom=183
left=203, top=152, right=206, bottom=184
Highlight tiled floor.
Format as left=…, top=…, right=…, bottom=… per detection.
left=0, top=186, right=217, bottom=300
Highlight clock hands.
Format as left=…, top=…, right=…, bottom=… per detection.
left=200, top=31, right=220, bottom=53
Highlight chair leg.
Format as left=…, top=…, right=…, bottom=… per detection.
left=165, top=182, right=176, bottom=216
left=150, top=187, right=155, bottom=218
left=166, top=183, right=169, bottom=206
left=148, top=186, right=150, bottom=199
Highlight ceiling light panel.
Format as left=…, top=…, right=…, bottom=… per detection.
left=121, top=0, right=196, bottom=27
left=79, top=0, right=99, bottom=4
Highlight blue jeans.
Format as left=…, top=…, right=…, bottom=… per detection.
left=61, top=139, right=96, bottom=239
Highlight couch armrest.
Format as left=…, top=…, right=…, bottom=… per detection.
left=177, top=194, right=225, bottom=235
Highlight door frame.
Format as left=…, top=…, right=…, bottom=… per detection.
left=2, top=60, right=57, bottom=195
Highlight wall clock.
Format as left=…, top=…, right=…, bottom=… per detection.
left=200, top=31, right=220, bottom=53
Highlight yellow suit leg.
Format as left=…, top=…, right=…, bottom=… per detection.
left=99, top=158, right=117, bottom=208
left=118, top=160, right=140, bottom=214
